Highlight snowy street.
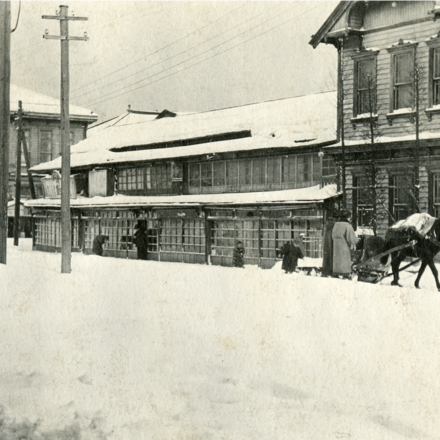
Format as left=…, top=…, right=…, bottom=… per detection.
left=1, top=239, right=440, bottom=439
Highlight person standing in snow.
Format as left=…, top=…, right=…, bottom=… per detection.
left=280, top=238, right=304, bottom=274
left=332, top=209, right=357, bottom=279
left=232, top=241, right=245, bottom=268
left=322, top=213, right=336, bottom=277
left=133, top=222, right=149, bottom=260
left=92, top=235, right=108, bottom=256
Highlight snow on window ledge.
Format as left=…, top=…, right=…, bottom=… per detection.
left=425, top=105, right=440, bottom=121
left=386, top=109, right=416, bottom=126
left=350, top=114, right=378, bottom=129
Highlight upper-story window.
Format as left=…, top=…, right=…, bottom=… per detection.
left=354, top=57, right=377, bottom=116
left=432, top=47, right=440, bottom=106
left=393, top=52, right=413, bottom=110
left=118, top=163, right=172, bottom=194
left=387, top=42, right=417, bottom=113
left=39, top=130, right=52, bottom=163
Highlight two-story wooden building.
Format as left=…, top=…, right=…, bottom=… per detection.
left=26, top=92, right=340, bottom=268
left=8, top=84, right=98, bottom=235
left=311, top=1, right=440, bottom=236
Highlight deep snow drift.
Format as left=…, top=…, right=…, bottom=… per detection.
left=1, top=239, right=440, bottom=439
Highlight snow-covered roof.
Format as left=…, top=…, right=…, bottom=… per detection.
left=10, top=84, right=98, bottom=122
left=25, top=184, right=339, bottom=209
left=31, top=91, right=337, bottom=172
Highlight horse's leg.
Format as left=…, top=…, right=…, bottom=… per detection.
left=427, top=258, right=440, bottom=291
left=415, top=260, right=428, bottom=289
left=390, top=252, right=403, bottom=286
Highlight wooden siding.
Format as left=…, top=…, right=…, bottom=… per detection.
left=363, top=1, right=433, bottom=30
left=342, top=19, right=440, bottom=143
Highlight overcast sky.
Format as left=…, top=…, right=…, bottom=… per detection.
left=10, top=1, right=338, bottom=123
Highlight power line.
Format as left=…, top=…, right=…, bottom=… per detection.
left=81, top=3, right=308, bottom=108
left=71, top=2, right=249, bottom=97
left=13, top=2, right=174, bottom=62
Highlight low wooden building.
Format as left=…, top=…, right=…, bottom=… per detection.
left=26, top=93, right=340, bottom=268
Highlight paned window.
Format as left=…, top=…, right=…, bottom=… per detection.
left=239, top=159, right=252, bottom=186
left=432, top=47, right=440, bottom=106
left=322, top=155, right=336, bottom=177
left=213, top=161, right=225, bottom=187
left=226, top=161, right=238, bottom=190
left=118, top=168, right=144, bottom=191
left=151, top=163, right=171, bottom=191
left=391, top=175, right=413, bottom=221
left=432, top=173, right=440, bottom=217
left=392, top=52, right=413, bottom=110
left=200, top=162, right=212, bottom=188
left=282, top=156, right=296, bottom=184
left=355, top=57, right=376, bottom=115
left=355, top=176, right=374, bottom=228
left=39, top=130, right=52, bottom=163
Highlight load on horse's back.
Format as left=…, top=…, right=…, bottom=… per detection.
left=381, top=213, right=440, bottom=290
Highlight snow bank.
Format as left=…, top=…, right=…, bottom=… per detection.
left=1, top=240, right=440, bottom=439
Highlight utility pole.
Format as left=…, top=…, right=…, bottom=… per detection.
left=13, top=101, right=23, bottom=246
left=43, top=5, right=88, bottom=273
left=0, top=2, right=10, bottom=264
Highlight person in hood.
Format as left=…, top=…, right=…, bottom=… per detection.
left=280, top=238, right=304, bottom=274
left=232, top=241, right=245, bottom=268
left=134, top=222, right=149, bottom=260
left=92, top=235, right=108, bottom=256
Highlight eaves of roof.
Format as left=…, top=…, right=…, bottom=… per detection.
left=309, top=1, right=354, bottom=48
left=11, top=110, right=98, bottom=123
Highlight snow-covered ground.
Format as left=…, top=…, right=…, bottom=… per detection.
left=1, top=239, right=440, bottom=439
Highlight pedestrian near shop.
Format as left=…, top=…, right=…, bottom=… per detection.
left=280, top=238, right=304, bottom=274
left=322, top=214, right=336, bottom=277
left=232, top=241, right=245, bottom=268
left=92, top=235, right=109, bottom=256
left=332, top=209, right=357, bottom=279
left=134, top=223, right=149, bottom=260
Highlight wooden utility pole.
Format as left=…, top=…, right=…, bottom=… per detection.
left=13, top=101, right=23, bottom=246
left=22, top=135, right=36, bottom=200
left=43, top=5, right=88, bottom=273
left=0, top=2, right=10, bottom=264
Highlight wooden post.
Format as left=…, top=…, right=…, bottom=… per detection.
left=43, top=5, right=88, bottom=273
left=0, top=2, right=10, bottom=264
left=14, top=101, right=23, bottom=246
left=22, top=134, right=36, bottom=199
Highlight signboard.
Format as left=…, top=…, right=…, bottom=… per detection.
left=41, top=171, right=77, bottom=199
left=89, top=169, right=108, bottom=197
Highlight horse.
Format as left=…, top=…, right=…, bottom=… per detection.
left=380, top=218, right=440, bottom=291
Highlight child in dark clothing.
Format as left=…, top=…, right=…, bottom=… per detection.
left=232, top=241, right=245, bottom=268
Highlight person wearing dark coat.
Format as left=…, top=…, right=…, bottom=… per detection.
left=322, top=215, right=336, bottom=277
left=232, top=241, right=245, bottom=268
left=280, top=239, right=304, bottom=274
left=133, top=223, right=149, bottom=260
left=92, top=235, right=108, bottom=256
left=332, top=209, right=357, bottom=279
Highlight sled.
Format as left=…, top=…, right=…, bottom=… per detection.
left=353, top=240, right=417, bottom=284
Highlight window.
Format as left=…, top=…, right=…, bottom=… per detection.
left=39, top=130, right=52, bottom=163
left=70, top=131, right=74, bottom=146
left=354, top=176, right=374, bottom=228
left=118, top=168, right=144, bottom=191
left=433, top=173, right=440, bottom=217
left=322, top=155, right=336, bottom=177
left=355, top=57, right=376, bottom=115
left=392, top=51, right=414, bottom=110
left=431, top=46, right=440, bottom=106
left=390, top=175, right=413, bottom=221
left=150, top=163, right=172, bottom=192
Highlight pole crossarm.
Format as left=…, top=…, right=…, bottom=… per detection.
left=43, top=35, right=88, bottom=41
left=42, top=15, right=87, bottom=21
